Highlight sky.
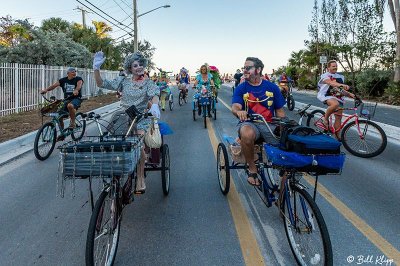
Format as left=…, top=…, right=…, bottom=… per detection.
left=2, top=0, right=396, bottom=75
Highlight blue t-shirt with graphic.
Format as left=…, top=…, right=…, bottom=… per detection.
left=232, top=80, right=285, bottom=117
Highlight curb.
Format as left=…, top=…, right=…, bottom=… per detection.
left=0, top=102, right=122, bottom=167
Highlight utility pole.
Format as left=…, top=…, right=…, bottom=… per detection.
left=133, top=0, right=138, bottom=52
left=75, top=6, right=88, bottom=28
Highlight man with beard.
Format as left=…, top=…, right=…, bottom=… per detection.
left=231, top=57, right=286, bottom=186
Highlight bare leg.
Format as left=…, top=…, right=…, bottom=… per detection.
left=67, top=103, right=76, bottom=128
left=239, top=125, right=260, bottom=186
left=334, top=109, right=343, bottom=140
left=325, top=99, right=340, bottom=128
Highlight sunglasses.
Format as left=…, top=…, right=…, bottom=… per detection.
left=132, top=64, right=143, bottom=68
left=243, top=66, right=255, bottom=71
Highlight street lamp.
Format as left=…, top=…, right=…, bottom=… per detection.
left=133, top=2, right=171, bottom=52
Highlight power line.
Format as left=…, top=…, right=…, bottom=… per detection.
left=75, top=0, right=133, bottom=36
left=82, top=0, right=130, bottom=29
left=112, top=0, right=133, bottom=21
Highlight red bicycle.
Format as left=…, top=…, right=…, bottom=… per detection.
left=306, top=96, right=387, bottom=158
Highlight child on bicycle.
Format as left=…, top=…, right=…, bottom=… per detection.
left=317, top=60, right=355, bottom=139
left=231, top=57, right=286, bottom=186
left=157, top=73, right=171, bottom=111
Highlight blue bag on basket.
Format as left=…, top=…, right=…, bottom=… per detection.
left=158, top=121, right=173, bottom=135
left=264, top=144, right=345, bottom=174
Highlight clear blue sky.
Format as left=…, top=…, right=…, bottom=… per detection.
left=3, top=0, right=395, bottom=75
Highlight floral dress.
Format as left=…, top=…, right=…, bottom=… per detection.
left=101, top=77, right=160, bottom=132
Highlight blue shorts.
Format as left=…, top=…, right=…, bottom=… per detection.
left=62, top=98, right=82, bottom=112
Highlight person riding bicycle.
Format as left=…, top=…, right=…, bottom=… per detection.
left=177, top=67, right=190, bottom=98
left=157, top=72, right=171, bottom=111
left=93, top=51, right=161, bottom=195
left=193, top=64, right=215, bottom=117
left=232, top=57, right=286, bottom=186
left=209, top=65, right=221, bottom=102
left=278, top=72, right=292, bottom=96
left=40, top=67, right=83, bottom=134
left=317, top=60, right=355, bottom=138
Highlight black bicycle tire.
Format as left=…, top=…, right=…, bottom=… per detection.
left=161, top=144, right=170, bottom=195
left=178, top=91, right=184, bottom=106
left=213, top=100, right=217, bottom=120
left=192, top=110, right=196, bottom=121
left=169, top=94, right=174, bottom=111
left=306, top=109, right=326, bottom=132
left=287, top=95, right=295, bottom=111
left=86, top=189, right=121, bottom=266
left=282, top=185, right=333, bottom=266
left=217, top=143, right=230, bottom=195
left=203, top=107, right=207, bottom=129
left=34, top=122, right=56, bottom=161
left=71, top=112, right=86, bottom=141
left=341, top=119, right=387, bottom=158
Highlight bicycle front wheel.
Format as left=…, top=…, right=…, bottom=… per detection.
left=161, top=144, right=170, bottom=195
left=341, top=120, right=387, bottom=158
left=71, top=112, right=86, bottom=141
left=282, top=184, right=332, bottom=266
left=178, top=91, right=184, bottom=106
left=287, top=95, right=295, bottom=111
left=306, top=110, right=326, bottom=132
left=86, top=189, right=121, bottom=266
left=217, top=143, right=230, bottom=195
left=34, top=122, right=56, bottom=161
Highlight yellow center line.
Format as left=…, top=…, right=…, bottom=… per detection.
left=219, top=92, right=400, bottom=262
left=303, top=174, right=400, bottom=261
left=206, top=117, right=265, bottom=266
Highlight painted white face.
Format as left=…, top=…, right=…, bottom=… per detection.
left=131, top=60, right=145, bottom=76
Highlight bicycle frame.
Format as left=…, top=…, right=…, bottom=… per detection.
left=322, top=107, right=365, bottom=137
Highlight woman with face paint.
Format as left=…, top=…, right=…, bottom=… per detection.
left=193, top=64, right=215, bottom=116
left=93, top=51, right=161, bottom=194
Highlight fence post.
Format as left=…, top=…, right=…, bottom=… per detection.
left=14, top=63, right=19, bottom=113
left=41, top=65, right=45, bottom=105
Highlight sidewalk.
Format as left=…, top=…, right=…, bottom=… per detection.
left=0, top=102, right=121, bottom=167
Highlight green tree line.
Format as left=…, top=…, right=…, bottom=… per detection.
left=0, top=16, right=156, bottom=71
left=277, top=0, right=399, bottom=104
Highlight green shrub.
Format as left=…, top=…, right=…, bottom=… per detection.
left=355, top=69, right=392, bottom=97
left=385, top=81, right=400, bottom=104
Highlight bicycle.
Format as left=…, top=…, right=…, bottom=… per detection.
left=168, top=91, right=174, bottom=111
left=34, top=95, right=86, bottom=161
left=192, top=85, right=215, bottom=128
left=279, top=81, right=295, bottom=111
left=178, top=83, right=188, bottom=106
left=58, top=105, right=170, bottom=266
left=306, top=93, right=387, bottom=158
left=217, top=114, right=337, bottom=265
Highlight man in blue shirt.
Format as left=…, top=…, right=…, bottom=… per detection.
left=232, top=57, right=286, bottom=186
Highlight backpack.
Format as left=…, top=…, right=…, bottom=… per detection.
left=280, top=125, right=341, bottom=154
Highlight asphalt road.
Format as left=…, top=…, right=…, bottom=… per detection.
left=0, top=84, right=399, bottom=265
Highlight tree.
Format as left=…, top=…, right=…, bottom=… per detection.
left=387, top=0, right=400, bottom=81
left=41, top=17, right=71, bottom=34
left=92, top=21, right=112, bottom=39
left=308, top=0, right=387, bottom=88
left=0, top=16, right=34, bottom=47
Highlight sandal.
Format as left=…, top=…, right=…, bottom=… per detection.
left=247, top=172, right=261, bottom=187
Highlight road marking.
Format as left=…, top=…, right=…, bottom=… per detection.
left=206, top=118, right=265, bottom=266
left=303, top=174, right=400, bottom=261
left=219, top=93, right=400, bottom=262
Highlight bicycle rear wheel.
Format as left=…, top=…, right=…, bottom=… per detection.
left=34, top=122, right=56, bottom=161
left=306, top=110, right=326, bottom=132
left=341, top=120, right=387, bottom=158
left=217, top=143, right=230, bottom=195
left=282, top=184, right=332, bottom=266
left=86, top=188, right=121, bottom=266
left=71, top=112, right=86, bottom=141
left=161, top=144, right=170, bottom=195
left=169, top=94, right=174, bottom=111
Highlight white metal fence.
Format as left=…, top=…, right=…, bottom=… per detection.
left=0, top=63, right=119, bottom=116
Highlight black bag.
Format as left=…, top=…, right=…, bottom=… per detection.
left=280, top=125, right=341, bottom=154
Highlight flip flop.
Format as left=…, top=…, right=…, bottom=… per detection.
left=247, top=172, right=261, bottom=187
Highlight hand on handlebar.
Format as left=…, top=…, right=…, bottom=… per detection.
left=236, top=110, right=248, bottom=122
left=40, top=89, right=47, bottom=94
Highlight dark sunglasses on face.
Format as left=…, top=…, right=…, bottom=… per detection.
left=132, top=64, right=143, bottom=68
left=243, top=66, right=255, bottom=71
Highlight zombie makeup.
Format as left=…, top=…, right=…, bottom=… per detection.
left=131, top=60, right=145, bottom=76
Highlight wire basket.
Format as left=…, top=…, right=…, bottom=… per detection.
left=359, top=102, right=377, bottom=119
left=40, top=100, right=62, bottom=115
left=58, top=135, right=143, bottom=179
